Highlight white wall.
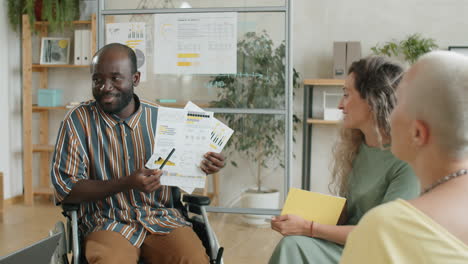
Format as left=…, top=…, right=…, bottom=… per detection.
left=4, top=0, right=468, bottom=201
left=293, top=0, right=468, bottom=194
left=1, top=0, right=23, bottom=199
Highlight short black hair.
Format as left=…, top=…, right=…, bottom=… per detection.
left=93, top=43, right=138, bottom=74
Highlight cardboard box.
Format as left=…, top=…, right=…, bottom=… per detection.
left=346, top=41, right=362, bottom=71
left=333, top=41, right=362, bottom=79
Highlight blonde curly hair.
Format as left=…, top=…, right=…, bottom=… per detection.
left=329, top=56, right=404, bottom=196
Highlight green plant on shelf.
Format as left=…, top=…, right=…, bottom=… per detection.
left=210, top=31, right=300, bottom=193
left=371, top=34, right=438, bottom=64
left=7, top=0, right=79, bottom=33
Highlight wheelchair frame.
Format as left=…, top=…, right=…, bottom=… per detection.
left=59, top=188, right=224, bottom=264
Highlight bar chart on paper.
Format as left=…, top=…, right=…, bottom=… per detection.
left=209, top=122, right=234, bottom=153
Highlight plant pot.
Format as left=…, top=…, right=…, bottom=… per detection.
left=241, top=188, right=280, bottom=226
left=34, top=0, right=43, bottom=21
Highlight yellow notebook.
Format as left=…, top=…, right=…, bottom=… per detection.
left=281, top=188, right=346, bottom=225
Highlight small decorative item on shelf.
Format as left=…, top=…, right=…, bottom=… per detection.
left=323, top=92, right=342, bottom=121
left=40, top=37, right=71, bottom=64
left=38, top=89, right=63, bottom=107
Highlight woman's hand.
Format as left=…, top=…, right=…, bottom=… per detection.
left=271, top=214, right=313, bottom=237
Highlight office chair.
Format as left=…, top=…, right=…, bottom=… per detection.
left=55, top=187, right=223, bottom=264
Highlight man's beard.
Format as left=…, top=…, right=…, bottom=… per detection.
left=94, top=87, right=134, bottom=115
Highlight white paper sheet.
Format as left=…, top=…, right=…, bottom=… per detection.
left=181, top=102, right=234, bottom=194
left=106, top=22, right=147, bottom=82
left=145, top=107, right=213, bottom=192
left=145, top=102, right=234, bottom=194
left=154, top=13, right=237, bottom=74
left=184, top=101, right=234, bottom=153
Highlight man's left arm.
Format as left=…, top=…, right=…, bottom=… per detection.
left=200, top=152, right=225, bottom=174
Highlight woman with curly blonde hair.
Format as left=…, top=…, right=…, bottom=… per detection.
left=269, top=56, right=420, bottom=264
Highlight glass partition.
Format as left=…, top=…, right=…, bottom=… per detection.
left=103, top=13, right=286, bottom=109
left=104, top=0, right=286, bottom=9
left=98, top=1, right=293, bottom=238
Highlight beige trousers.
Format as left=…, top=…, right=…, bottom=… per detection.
left=84, top=227, right=209, bottom=264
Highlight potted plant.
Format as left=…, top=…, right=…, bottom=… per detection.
left=7, top=0, right=79, bottom=33
left=42, top=0, right=79, bottom=32
left=7, top=0, right=36, bottom=32
left=371, top=33, right=438, bottom=64
left=210, top=31, right=300, bottom=225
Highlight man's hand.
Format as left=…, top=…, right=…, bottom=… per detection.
left=200, top=152, right=225, bottom=174
left=126, top=168, right=162, bottom=193
left=271, top=214, right=312, bottom=237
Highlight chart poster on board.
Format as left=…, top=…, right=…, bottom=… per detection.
left=154, top=12, right=237, bottom=75
left=106, top=22, right=147, bottom=81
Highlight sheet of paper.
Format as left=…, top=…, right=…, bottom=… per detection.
left=106, top=22, right=147, bottom=81
left=182, top=101, right=234, bottom=194
left=184, top=101, right=234, bottom=153
left=281, top=188, right=347, bottom=225
left=145, top=107, right=213, bottom=191
left=154, top=13, right=237, bottom=74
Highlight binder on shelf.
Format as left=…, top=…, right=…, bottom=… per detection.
left=81, top=29, right=91, bottom=65
left=346, top=41, right=362, bottom=71
left=333, top=41, right=362, bottom=79
left=74, top=29, right=82, bottom=65
left=333, top=42, right=347, bottom=79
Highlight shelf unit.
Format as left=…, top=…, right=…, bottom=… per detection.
left=301, top=79, right=344, bottom=190
left=22, top=14, right=96, bottom=205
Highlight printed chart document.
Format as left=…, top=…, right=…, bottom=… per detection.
left=181, top=102, right=234, bottom=193
left=106, top=22, right=147, bottom=81
left=146, top=102, right=233, bottom=194
left=185, top=101, right=234, bottom=153
left=154, top=13, right=237, bottom=74
left=281, top=188, right=346, bottom=225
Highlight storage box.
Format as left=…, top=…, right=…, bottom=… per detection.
left=333, top=41, right=362, bottom=79
left=346, top=41, right=362, bottom=71
left=333, top=42, right=347, bottom=79
left=323, top=92, right=343, bottom=121
left=38, top=89, right=63, bottom=107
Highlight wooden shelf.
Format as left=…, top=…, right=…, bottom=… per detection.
left=33, top=64, right=89, bottom=69
left=33, top=105, right=68, bottom=112
left=303, top=79, right=345, bottom=86
left=22, top=14, right=97, bottom=205
left=33, top=186, right=54, bottom=196
left=307, top=119, right=340, bottom=125
left=35, top=20, right=91, bottom=26
left=32, top=144, right=55, bottom=152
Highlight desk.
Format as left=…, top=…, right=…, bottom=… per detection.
left=302, top=79, right=344, bottom=190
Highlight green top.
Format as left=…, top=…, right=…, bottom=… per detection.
left=268, top=143, right=421, bottom=264
left=345, top=143, right=420, bottom=225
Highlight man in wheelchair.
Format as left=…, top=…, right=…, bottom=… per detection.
left=50, top=43, right=225, bottom=264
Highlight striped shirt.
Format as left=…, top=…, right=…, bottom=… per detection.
left=51, top=95, right=190, bottom=247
